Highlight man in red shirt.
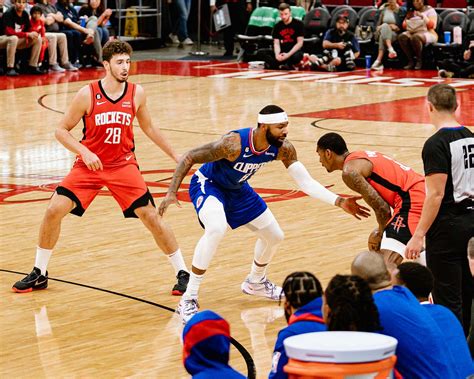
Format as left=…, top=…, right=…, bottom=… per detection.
left=12, top=40, right=190, bottom=295
left=3, top=0, right=43, bottom=74
left=316, top=132, right=426, bottom=268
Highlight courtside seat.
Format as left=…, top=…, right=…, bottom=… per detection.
left=303, top=6, right=331, bottom=53
left=237, top=6, right=279, bottom=62
left=330, top=6, right=359, bottom=31
left=432, top=11, right=470, bottom=63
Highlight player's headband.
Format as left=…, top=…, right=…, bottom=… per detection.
left=257, top=112, right=288, bottom=124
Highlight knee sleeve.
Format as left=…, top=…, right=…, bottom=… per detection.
left=251, top=211, right=284, bottom=265
left=192, top=196, right=227, bottom=270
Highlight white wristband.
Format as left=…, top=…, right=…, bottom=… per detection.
left=287, top=161, right=338, bottom=206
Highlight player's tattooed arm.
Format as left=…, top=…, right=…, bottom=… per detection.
left=342, top=165, right=391, bottom=232
left=159, top=133, right=241, bottom=215
left=277, top=140, right=298, bottom=168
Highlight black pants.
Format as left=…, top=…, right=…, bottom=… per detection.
left=438, top=58, right=474, bottom=78
left=220, top=1, right=246, bottom=55
left=260, top=49, right=304, bottom=70
left=426, top=210, right=474, bottom=336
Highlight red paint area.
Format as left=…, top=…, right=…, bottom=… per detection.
left=0, top=169, right=309, bottom=205
left=293, top=90, right=474, bottom=124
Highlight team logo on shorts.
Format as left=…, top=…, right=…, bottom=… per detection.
left=196, top=196, right=204, bottom=209
left=391, top=215, right=406, bottom=233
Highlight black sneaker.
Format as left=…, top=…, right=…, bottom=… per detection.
left=12, top=267, right=48, bottom=293
left=172, top=270, right=189, bottom=296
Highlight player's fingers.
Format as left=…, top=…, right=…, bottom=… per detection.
left=353, top=214, right=361, bottom=220
left=97, top=159, right=104, bottom=171
left=176, top=199, right=182, bottom=208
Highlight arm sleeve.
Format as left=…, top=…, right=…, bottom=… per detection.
left=287, top=161, right=338, bottom=206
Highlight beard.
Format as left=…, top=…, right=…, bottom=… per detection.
left=266, top=128, right=285, bottom=148
left=337, top=28, right=346, bottom=35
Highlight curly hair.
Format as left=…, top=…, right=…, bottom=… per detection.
left=102, top=40, right=133, bottom=62
left=325, top=274, right=381, bottom=332
left=282, top=271, right=323, bottom=309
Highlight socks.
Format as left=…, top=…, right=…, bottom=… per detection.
left=248, top=261, right=267, bottom=283
left=35, top=247, right=52, bottom=275
left=167, top=249, right=188, bottom=275
left=183, top=272, right=203, bottom=299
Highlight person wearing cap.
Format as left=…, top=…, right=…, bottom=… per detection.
left=182, top=310, right=245, bottom=378
left=307, top=14, right=359, bottom=72
left=159, top=104, right=370, bottom=324
left=351, top=251, right=460, bottom=378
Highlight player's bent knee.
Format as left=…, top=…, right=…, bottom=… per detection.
left=205, top=223, right=227, bottom=239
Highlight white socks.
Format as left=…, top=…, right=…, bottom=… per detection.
left=167, top=249, right=188, bottom=275
left=249, top=261, right=266, bottom=283
left=183, top=272, right=203, bottom=300
left=35, top=247, right=52, bottom=275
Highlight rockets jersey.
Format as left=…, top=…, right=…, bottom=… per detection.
left=79, top=80, right=136, bottom=166
left=345, top=151, right=425, bottom=210
left=198, top=128, right=279, bottom=190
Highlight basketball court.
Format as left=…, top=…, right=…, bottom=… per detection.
left=1, top=60, right=473, bottom=377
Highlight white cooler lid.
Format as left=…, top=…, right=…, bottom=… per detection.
left=284, top=331, right=397, bottom=363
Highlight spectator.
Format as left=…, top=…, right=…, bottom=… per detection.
left=266, top=2, right=304, bottom=70
left=34, top=0, right=77, bottom=71
left=3, top=0, right=43, bottom=74
left=308, top=15, right=360, bottom=72
left=405, top=84, right=474, bottom=335
left=183, top=310, right=245, bottom=378
left=394, top=262, right=473, bottom=377
left=168, top=0, right=193, bottom=46
left=270, top=272, right=326, bottom=379
left=398, top=0, right=437, bottom=70
left=0, top=0, right=20, bottom=75
left=371, top=0, right=406, bottom=71
left=79, top=0, right=112, bottom=63
left=56, top=0, right=96, bottom=67
left=323, top=274, right=381, bottom=332
left=211, top=0, right=250, bottom=57
left=438, top=37, right=474, bottom=78
left=352, top=251, right=459, bottom=378
left=29, top=5, right=48, bottom=68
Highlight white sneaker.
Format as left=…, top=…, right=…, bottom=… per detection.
left=50, top=63, right=66, bottom=72
left=169, top=33, right=179, bottom=44
left=371, top=60, right=384, bottom=71
left=182, top=37, right=194, bottom=45
left=61, top=62, right=78, bottom=71
left=176, top=297, right=199, bottom=324
left=241, top=276, right=283, bottom=301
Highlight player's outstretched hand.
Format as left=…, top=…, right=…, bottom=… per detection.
left=368, top=228, right=382, bottom=252
left=158, top=192, right=181, bottom=216
left=405, top=235, right=423, bottom=259
left=340, top=196, right=371, bottom=220
left=81, top=150, right=103, bottom=171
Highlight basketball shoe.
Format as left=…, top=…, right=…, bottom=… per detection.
left=176, top=297, right=199, bottom=324
left=241, top=276, right=283, bottom=301
left=172, top=270, right=190, bottom=296
left=12, top=267, right=48, bottom=293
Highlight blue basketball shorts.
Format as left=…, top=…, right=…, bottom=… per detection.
left=189, top=170, right=267, bottom=229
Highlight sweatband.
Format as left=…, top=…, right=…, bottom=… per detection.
left=258, top=112, right=288, bottom=124
left=287, top=161, right=338, bottom=206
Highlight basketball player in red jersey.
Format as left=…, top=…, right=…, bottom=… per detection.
left=316, top=133, right=426, bottom=268
left=12, top=40, right=190, bottom=295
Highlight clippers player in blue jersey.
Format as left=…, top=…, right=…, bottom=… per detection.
left=159, top=105, right=370, bottom=323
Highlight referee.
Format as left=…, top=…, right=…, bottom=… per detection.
left=406, top=84, right=474, bottom=336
